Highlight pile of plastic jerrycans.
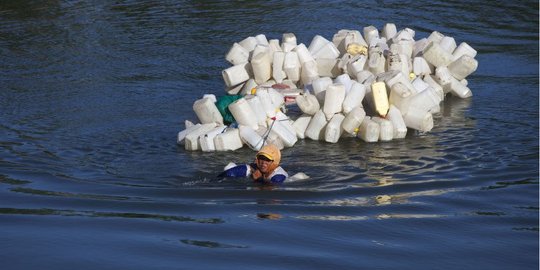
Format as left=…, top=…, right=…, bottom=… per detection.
left=178, top=23, right=478, bottom=152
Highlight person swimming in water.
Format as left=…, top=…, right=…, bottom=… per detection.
left=218, top=144, right=288, bottom=184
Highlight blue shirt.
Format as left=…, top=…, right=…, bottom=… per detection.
left=218, top=163, right=288, bottom=184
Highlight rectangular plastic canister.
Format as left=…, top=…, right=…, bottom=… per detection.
left=251, top=50, right=272, bottom=84
left=422, top=41, right=453, bottom=68
left=222, top=63, right=251, bottom=87
left=199, top=126, right=227, bottom=152
left=300, top=60, right=319, bottom=86
left=371, top=81, right=389, bottom=117
left=239, top=125, right=264, bottom=151
left=267, top=117, right=297, bottom=147
left=371, top=117, right=393, bottom=141
left=228, top=98, right=259, bottom=130
left=239, top=36, right=258, bottom=52
left=185, top=123, right=217, bottom=151
left=296, top=92, right=320, bottom=115
left=294, top=43, right=315, bottom=64
left=284, top=52, right=300, bottom=83
left=316, top=58, right=340, bottom=78
left=245, top=95, right=268, bottom=127
left=308, top=35, right=329, bottom=55
left=272, top=51, right=286, bottom=83
left=325, top=113, right=345, bottom=143
left=305, top=109, right=328, bottom=141
left=312, top=76, right=333, bottom=104
left=226, top=43, right=249, bottom=65
left=292, top=114, right=312, bottom=139
left=177, top=123, right=201, bottom=145
left=323, top=83, right=346, bottom=120
left=193, top=98, right=224, bottom=125
left=452, top=42, right=477, bottom=60
left=386, top=105, right=407, bottom=139
left=312, top=41, right=340, bottom=59
left=214, top=128, right=243, bottom=151
left=342, top=81, right=366, bottom=114
left=447, top=55, right=478, bottom=81
left=342, top=106, right=366, bottom=135
left=357, top=117, right=379, bottom=143
left=403, top=106, right=433, bottom=132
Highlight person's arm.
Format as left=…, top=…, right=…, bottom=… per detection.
left=263, top=167, right=289, bottom=184
left=269, top=174, right=287, bottom=184
left=217, top=164, right=251, bottom=178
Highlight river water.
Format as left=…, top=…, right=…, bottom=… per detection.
left=0, top=1, right=538, bottom=269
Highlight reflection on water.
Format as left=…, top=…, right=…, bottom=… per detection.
left=0, top=207, right=224, bottom=224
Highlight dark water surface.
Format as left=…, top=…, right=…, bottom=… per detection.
left=0, top=1, right=538, bottom=269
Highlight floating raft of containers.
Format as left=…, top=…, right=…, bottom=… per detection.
left=178, top=23, right=478, bottom=152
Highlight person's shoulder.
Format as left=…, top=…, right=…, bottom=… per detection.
left=273, top=166, right=288, bottom=177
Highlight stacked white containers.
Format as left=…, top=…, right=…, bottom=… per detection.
left=180, top=24, right=478, bottom=152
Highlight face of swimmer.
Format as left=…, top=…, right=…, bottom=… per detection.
left=256, top=154, right=273, bottom=174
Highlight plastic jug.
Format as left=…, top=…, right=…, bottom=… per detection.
left=293, top=43, right=315, bottom=64
left=228, top=98, right=259, bottom=130
left=342, top=106, right=366, bottom=135
left=447, top=55, right=478, bottom=80
left=413, top=56, right=432, bottom=76
left=193, top=98, right=224, bottom=125
left=452, top=42, right=477, bottom=60
left=334, top=73, right=353, bottom=94
left=357, top=117, right=379, bottom=143
left=323, top=83, right=346, bottom=120
left=316, top=58, right=340, bottom=78
left=408, top=87, right=441, bottom=113
left=267, top=117, right=297, bottom=147
left=382, top=23, right=397, bottom=40
left=403, top=106, right=433, bottom=132
left=222, top=63, right=251, bottom=87
left=386, top=105, right=407, bottom=139
left=255, top=88, right=278, bottom=118
left=422, top=41, right=453, bottom=68
left=372, top=117, right=393, bottom=141
left=251, top=50, right=271, bottom=84
left=312, top=76, right=332, bottom=104
left=342, top=81, right=366, bottom=114
left=325, top=113, right=345, bottom=143
left=238, top=36, right=258, bottom=53
left=363, top=25, right=379, bottom=45
left=423, top=75, right=444, bottom=101
left=177, top=123, right=201, bottom=145
left=308, top=35, right=330, bottom=55
left=439, top=36, right=457, bottom=54
left=368, top=47, right=386, bottom=75
left=239, top=125, right=264, bottom=151
left=272, top=51, right=286, bottom=83
left=245, top=95, right=268, bottom=127
left=347, top=54, right=367, bottom=77
left=240, top=79, right=257, bottom=95
left=284, top=51, right=300, bottom=83
left=226, top=42, right=249, bottom=65
left=371, top=81, right=389, bottom=117
left=305, top=109, right=328, bottom=141
left=300, top=60, right=319, bottom=86
left=255, top=34, right=269, bottom=46
left=214, top=128, right=243, bottom=151
left=185, top=123, right=217, bottom=151
left=312, top=41, right=340, bottom=59
left=292, top=114, right=312, bottom=139
left=296, top=92, right=320, bottom=115
left=257, top=126, right=284, bottom=150
left=199, top=125, right=227, bottom=152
